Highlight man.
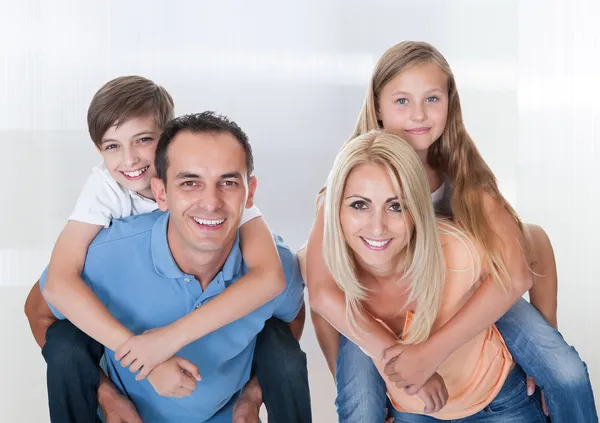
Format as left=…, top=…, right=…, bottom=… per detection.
left=25, top=112, right=308, bottom=422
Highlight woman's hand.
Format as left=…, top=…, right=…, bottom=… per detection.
left=382, top=341, right=445, bottom=394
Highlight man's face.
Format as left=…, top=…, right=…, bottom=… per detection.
left=152, top=130, right=256, bottom=255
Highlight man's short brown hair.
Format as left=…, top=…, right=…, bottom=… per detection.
left=87, top=76, right=174, bottom=147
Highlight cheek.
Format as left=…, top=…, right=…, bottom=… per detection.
left=379, top=106, right=408, bottom=131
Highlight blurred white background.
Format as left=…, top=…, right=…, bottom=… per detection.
left=0, top=0, right=598, bottom=421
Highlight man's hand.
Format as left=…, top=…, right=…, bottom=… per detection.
left=415, top=372, right=448, bottom=414
left=98, top=377, right=143, bottom=423
left=146, top=356, right=201, bottom=398
left=232, top=377, right=262, bottom=423
left=526, top=376, right=549, bottom=416
left=116, top=327, right=182, bottom=380
left=382, top=342, right=444, bottom=394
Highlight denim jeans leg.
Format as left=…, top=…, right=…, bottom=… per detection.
left=495, top=298, right=598, bottom=423
left=252, top=317, right=312, bottom=423
left=41, top=319, right=104, bottom=423
left=335, top=335, right=387, bottom=423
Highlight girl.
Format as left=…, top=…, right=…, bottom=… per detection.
left=306, top=41, right=596, bottom=422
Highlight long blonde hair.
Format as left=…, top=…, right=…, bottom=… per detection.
left=322, top=130, right=446, bottom=344
left=351, top=40, right=528, bottom=290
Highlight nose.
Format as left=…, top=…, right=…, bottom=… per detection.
left=370, top=208, right=388, bottom=237
left=122, top=146, right=140, bottom=168
left=199, top=184, right=224, bottom=212
left=410, top=101, right=427, bottom=123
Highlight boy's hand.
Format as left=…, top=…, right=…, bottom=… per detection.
left=414, top=372, right=449, bottom=414
left=382, top=341, right=444, bottom=394
left=146, top=356, right=201, bottom=397
left=116, top=326, right=182, bottom=380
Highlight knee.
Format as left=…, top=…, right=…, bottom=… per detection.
left=42, top=321, right=102, bottom=370
left=551, top=347, right=591, bottom=387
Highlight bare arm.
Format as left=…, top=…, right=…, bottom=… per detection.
left=24, top=281, right=125, bottom=408
left=424, top=193, right=534, bottom=359
left=524, top=224, right=558, bottom=328
left=169, top=216, right=285, bottom=347
left=306, top=206, right=397, bottom=360
left=298, top=246, right=340, bottom=376
left=42, top=220, right=133, bottom=350
left=24, top=281, right=57, bottom=348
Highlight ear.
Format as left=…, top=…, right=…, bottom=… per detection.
left=245, top=175, right=257, bottom=208
left=151, top=177, right=169, bottom=211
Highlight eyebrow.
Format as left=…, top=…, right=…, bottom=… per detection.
left=101, top=131, right=158, bottom=145
left=389, top=88, right=444, bottom=97
left=174, top=171, right=243, bottom=180
left=344, top=195, right=398, bottom=203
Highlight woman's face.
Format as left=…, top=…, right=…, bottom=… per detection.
left=377, top=61, right=449, bottom=160
left=339, top=162, right=414, bottom=273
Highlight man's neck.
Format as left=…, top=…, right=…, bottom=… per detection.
left=167, top=225, right=235, bottom=290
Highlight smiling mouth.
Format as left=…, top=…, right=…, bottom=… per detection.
left=120, top=165, right=150, bottom=180
left=360, top=237, right=391, bottom=250
left=405, top=128, right=431, bottom=135
left=191, top=217, right=226, bottom=231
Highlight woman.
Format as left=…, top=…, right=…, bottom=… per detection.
left=319, top=129, right=547, bottom=421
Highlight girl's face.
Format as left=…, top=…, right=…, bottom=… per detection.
left=377, top=61, right=449, bottom=159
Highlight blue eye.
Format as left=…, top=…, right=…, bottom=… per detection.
left=396, top=98, right=408, bottom=105
left=426, top=96, right=438, bottom=103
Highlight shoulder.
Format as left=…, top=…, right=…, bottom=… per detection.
left=89, top=211, right=165, bottom=250
left=436, top=220, right=484, bottom=281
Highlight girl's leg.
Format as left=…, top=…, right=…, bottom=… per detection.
left=463, top=365, right=548, bottom=422
left=495, top=298, right=597, bottom=423
left=335, top=335, right=387, bottom=423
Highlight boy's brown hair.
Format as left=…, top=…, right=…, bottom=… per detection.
left=87, top=76, right=175, bottom=147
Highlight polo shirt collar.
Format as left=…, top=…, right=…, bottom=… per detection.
left=151, top=212, right=243, bottom=285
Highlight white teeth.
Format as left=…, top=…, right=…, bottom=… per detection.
left=123, top=166, right=149, bottom=177
left=363, top=238, right=390, bottom=248
left=193, top=217, right=225, bottom=226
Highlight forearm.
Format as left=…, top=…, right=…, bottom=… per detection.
left=525, top=224, right=558, bottom=328
left=287, top=303, right=306, bottom=340
left=427, top=276, right=525, bottom=359
left=27, top=312, right=56, bottom=349
left=311, top=308, right=340, bottom=377
left=172, top=270, right=284, bottom=348
left=310, top=285, right=397, bottom=361
left=44, top=272, right=132, bottom=351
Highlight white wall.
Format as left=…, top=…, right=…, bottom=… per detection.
left=0, top=1, right=596, bottom=421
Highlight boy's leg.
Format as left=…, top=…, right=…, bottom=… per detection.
left=252, top=317, right=312, bottom=423
left=42, top=319, right=104, bottom=423
left=496, top=298, right=598, bottom=423
left=335, top=335, right=387, bottom=423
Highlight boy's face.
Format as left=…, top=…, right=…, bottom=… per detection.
left=97, top=115, right=161, bottom=198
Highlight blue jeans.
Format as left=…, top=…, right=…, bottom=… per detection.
left=335, top=298, right=598, bottom=423
left=388, top=365, right=547, bottom=422
left=43, top=318, right=311, bottom=423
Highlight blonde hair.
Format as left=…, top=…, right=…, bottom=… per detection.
left=322, top=130, right=446, bottom=344
left=351, top=40, right=528, bottom=291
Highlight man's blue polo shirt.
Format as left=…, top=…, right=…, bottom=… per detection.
left=40, top=211, right=305, bottom=423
